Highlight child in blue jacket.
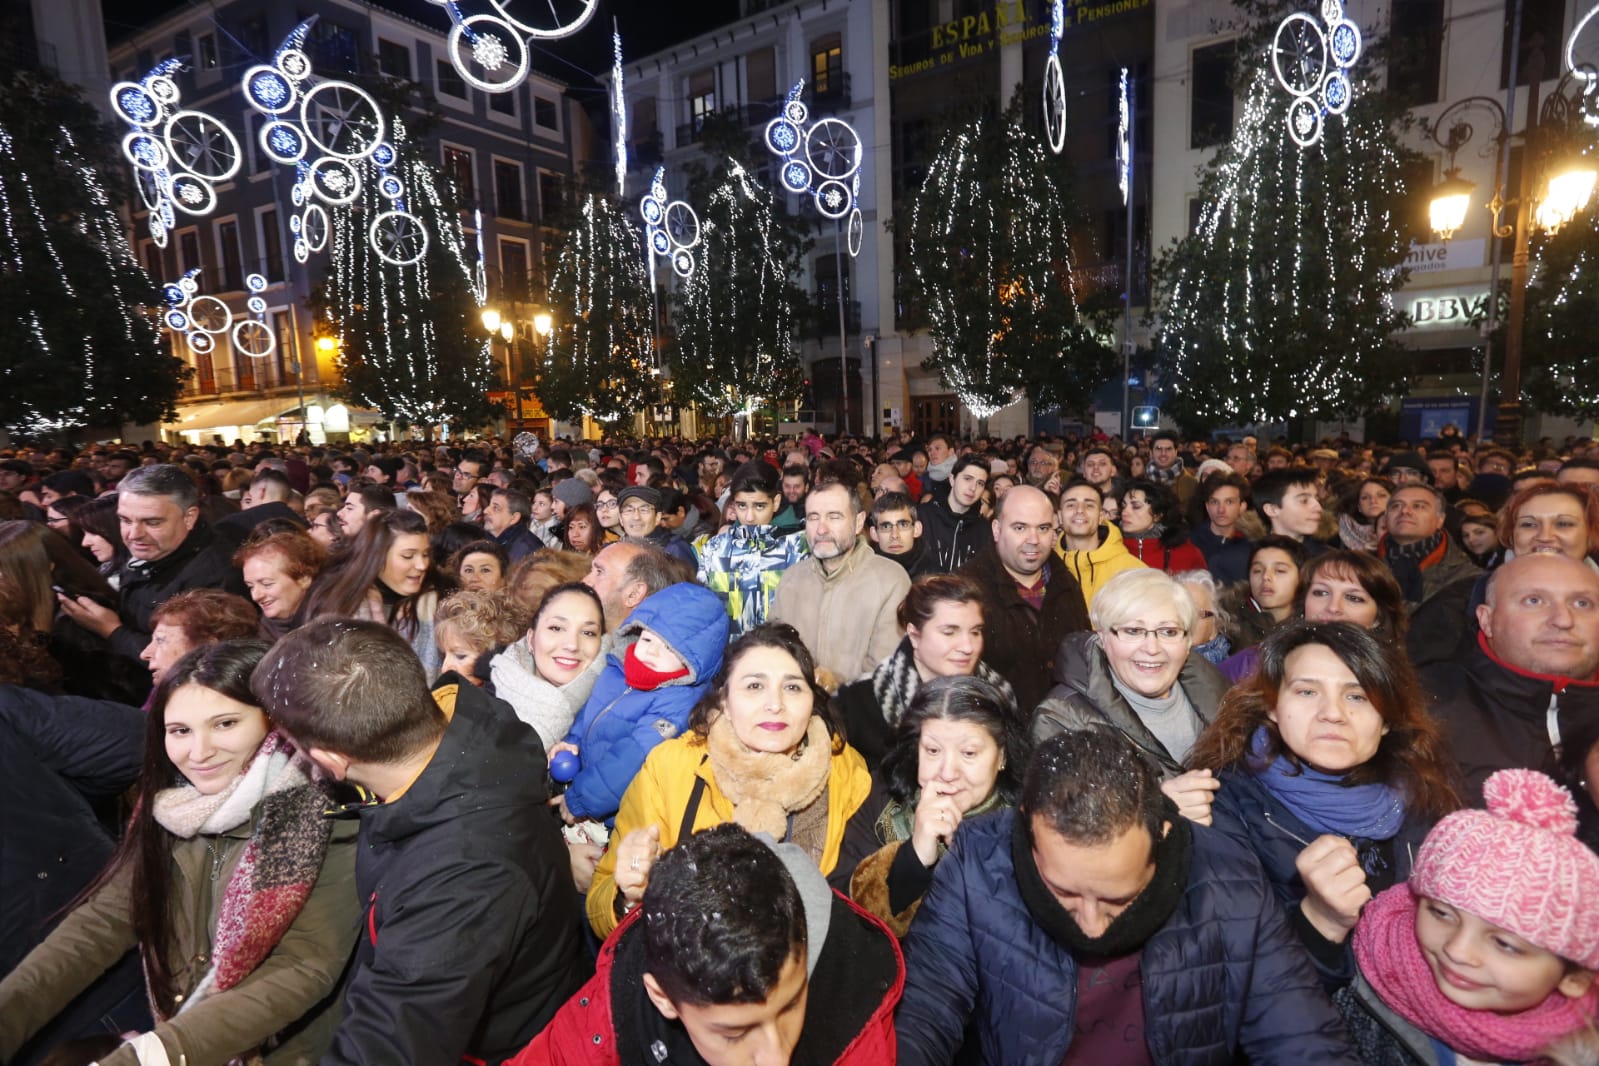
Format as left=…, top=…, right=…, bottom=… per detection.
left=548, top=581, right=729, bottom=826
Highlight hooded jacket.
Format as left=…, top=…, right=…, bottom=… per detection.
left=917, top=493, right=993, bottom=573
left=770, top=536, right=911, bottom=686
left=561, top=583, right=730, bottom=823
left=324, top=680, right=588, bottom=1066
left=1033, top=631, right=1231, bottom=777
left=695, top=523, right=809, bottom=636
left=1055, top=522, right=1147, bottom=608
left=1419, top=632, right=1599, bottom=803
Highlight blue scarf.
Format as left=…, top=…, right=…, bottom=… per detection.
left=1248, top=728, right=1405, bottom=840
left=1193, top=634, right=1231, bottom=665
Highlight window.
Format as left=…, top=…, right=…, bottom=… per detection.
left=272, top=310, right=295, bottom=385
left=633, top=97, right=657, bottom=141
left=490, top=88, right=516, bottom=116
left=688, top=70, right=715, bottom=134
left=443, top=146, right=475, bottom=205
left=141, top=240, right=163, bottom=280
left=197, top=33, right=218, bottom=70
left=1190, top=42, right=1236, bottom=149
left=436, top=58, right=466, bottom=98
left=230, top=15, right=266, bottom=63
left=216, top=219, right=244, bottom=291
left=250, top=114, right=271, bottom=173
left=500, top=238, right=531, bottom=300
left=1389, top=0, right=1443, bottom=105
left=747, top=47, right=776, bottom=102
left=494, top=159, right=524, bottom=221
left=1188, top=196, right=1205, bottom=235
left=534, top=95, right=559, bottom=129
left=311, top=20, right=359, bottom=73
left=257, top=207, right=283, bottom=283
left=815, top=253, right=851, bottom=307
left=1503, top=0, right=1564, bottom=88
left=378, top=38, right=412, bottom=79
left=538, top=171, right=564, bottom=218
left=178, top=229, right=201, bottom=273
left=811, top=35, right=843, bottom=96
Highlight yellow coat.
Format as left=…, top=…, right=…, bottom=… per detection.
left=586, top=729, right=873, bottom=937
left=1054, top=522, right=1147, bottom=609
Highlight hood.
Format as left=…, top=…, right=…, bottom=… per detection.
left=1062, top=521, right=1130, bottom=563
left=614, top=581, right=730, bottom=685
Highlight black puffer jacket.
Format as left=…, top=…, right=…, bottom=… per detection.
left=107, top=521, right=246, bottom=662
left=324, top=677, right=589, bottom=1065
left=959, top=545, right=1090, bottom=714
left=918, top=495, right=993, bottom=573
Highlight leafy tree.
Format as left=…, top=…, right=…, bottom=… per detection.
left=899, top=94, right=1115, bottom=417
left=540, top=192, right=658, bottom=422
left=0, top=72, right=186, bottom=436
left=1151, top=17, right=1420, bottom=428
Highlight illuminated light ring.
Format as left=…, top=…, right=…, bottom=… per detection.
left=293, top=239, right=310, bottom=264
left=672, top=249, right=694, bottom=277
left=246, top=273, right=267, bottom=293
left=487, top=0, right=600, bottom=40
left=233, top=319, right=277, bottom=358
left=785, top=99, right=809, bottom=124
left=1329, top=20, right=1361, bottom=68
left=805, top=117, right=862, bottom=180
left=150, top=217, right=169, bottom=248
left=164, top=111, right=242, bottom=182
left=186, top=295, right=232, bottom=334
left=368, top=209, right=431, bottom=266
left=277, top=49, right=312, bottom=81
left=847, top=208, right=864, bottom=258
left=371, top=143, right=396, bottom=167
left=179, top=274, right=199, bottom=295
left=187, top=331, right=215, bottom=355
left=379, top=174, right=405, bottom=200
left=640, top=196, right=664, bottom=226
left=260, top=121, right=308, bottom=165
left=1287, top=96, right=1324, bottom=147
left=169, top=174, right=218, bottom=216
left=247, top=295, right=268, bottom=314
left=664, top=201, right=700, bottom=250
left=244, top=66, right=297, bottom=114
left=765, top=118, right=801, bottom=155
left=163, top=283, right=187, bottom=305
left=650, top=228, right=671, bottom=255
left=1320, top=0, right=1343, bottom=24
left=1272, top=13, right=1327, bottom=98
left=1322, top=71, right=1352, bottom=115
left=112, top=83, right=162, bottom=127
left=781, top=159, right=813, bottom=193
left=1566, top=3, right=1599, bottom=100
left=814, top=179, right=852, bottom=219
left=290, top=182, right=307, bottom=207
left=164, top=309, right=190, bottom=331
left=300, top=82, right=387, bottom=160
left=147, top=76, right=180, bottom=105
left=289, top=213, right=302, bottom=235
left=307, top=156, right=361, bottom=206
left=160, top=200, right=176, bottom=229
left=1042, top=53, right=1068, bottom=155
left=301, top=204, right=330, bottom=252
left=123, top=132, right=168, bottom=172
left=447, top=15, right=531, bottom=94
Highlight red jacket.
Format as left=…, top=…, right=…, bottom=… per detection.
left=1124, top=535, right=1208, bottom=575
left=510, top=891, right=903, bottom=1065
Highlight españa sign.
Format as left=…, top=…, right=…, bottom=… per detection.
left=890, top=0, right=1150, bottom=81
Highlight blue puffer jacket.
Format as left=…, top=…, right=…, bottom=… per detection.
left=561, top=583, right=729, bottom=823
left=896, top=810, right=1359, bottom=1066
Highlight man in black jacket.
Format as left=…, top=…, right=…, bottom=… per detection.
left=484, top=485, right=549, bottom=561
left=960, top=485, right=1090, bottom=713
left=866, top=491, right=940, bottom=578
left=57, top=464, right=245, bottom=667
left=252, top=620, right=588, bottom=1065
left=1420, top=553, right=1599, bottom=803
left=214, top=468, right=305, bottom=547
left=919, top=454, right=993, bottom=572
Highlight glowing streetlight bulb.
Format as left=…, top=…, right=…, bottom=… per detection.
left=481, top=308, right=502, bottom=333
left=534, top=311, right=553, bottom=335
left=1429, top=173, right=1477, bottom=241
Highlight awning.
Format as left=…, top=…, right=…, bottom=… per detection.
left=166, top=398, right=297, bottom=433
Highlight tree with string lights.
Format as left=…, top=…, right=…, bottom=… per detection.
left=1152, top=17, right=1421, bottom=429
left=311, top=121, right=501, bottom=432
left=0, top=72, right=186, bottom=436
left=539, top=192, right=658, bottom=424
left=899, top=94, right=1115, bottom=418
left=1511, top=202, right=1599, bottom=418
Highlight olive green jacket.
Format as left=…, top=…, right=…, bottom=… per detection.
left=0, top=811, right=358, bottom=1066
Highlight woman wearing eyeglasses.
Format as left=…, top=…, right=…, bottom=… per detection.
left=1033, top=567, right=1231, bottom=825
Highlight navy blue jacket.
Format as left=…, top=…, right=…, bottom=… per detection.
left=896, top=810, right=1359, bottom=1066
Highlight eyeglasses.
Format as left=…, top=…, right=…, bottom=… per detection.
left=452, top=468, right=478, bottom=480
left=620, top=504, right=655, bottom=517
left=875, top=519, right=915, bottom=532
left=1108, top=625, right=1187, bottom=643
left=595, top=499, right=619, bottom=510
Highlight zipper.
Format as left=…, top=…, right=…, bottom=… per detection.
left=1263, top=808, right=1314, bottom=849
left=1546, top=691, right=1563, bottom=756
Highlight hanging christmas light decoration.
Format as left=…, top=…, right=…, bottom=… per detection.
left=1271, top=0, right=1362, bottom=148
left=159, top=268, right=276, bottom=360
left=1117, top=67, right=1131, bottom=205
left=1567, top=1, right=1599, bottom=123
left=611, top=28, right=627, bottom=198
left=640, top=166, right=699, bottom=279
left=764, top=80, right=865, bottom=257
left=1042, top=0, right=1067, bottom=154
left=431, top=0, right=598, bottom=94
left=244, top=18, right=427, bottom=266
left=110, top=60, right=240, bottom=247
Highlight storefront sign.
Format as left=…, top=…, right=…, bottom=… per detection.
left=1408, top=289, right=1490, bottom=328
left=1406, top=239, right=1486, bottom=275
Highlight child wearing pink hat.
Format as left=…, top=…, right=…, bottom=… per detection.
left=1337, top=769, right=1599, bottom=1064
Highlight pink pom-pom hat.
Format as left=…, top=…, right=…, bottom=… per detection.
left=1410, top=769, right=1599, bottom=970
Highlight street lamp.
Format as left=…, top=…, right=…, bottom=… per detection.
left=1427, top=171, right=1476, bottom=241
left=534, top=311, right=553, bottom=336
left=481, top=308, right=502, bottom=334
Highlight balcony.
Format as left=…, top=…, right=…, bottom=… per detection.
left=812, top=298, right=861, bottom=341
left=629, top=131, right=664, bottom=169
left=183, top=362, right=305, bottom=399
left=809, top=73, right=851, bottom=115
left=671, top=86, right=846, bottom=149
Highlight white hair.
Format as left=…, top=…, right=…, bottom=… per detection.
left=1090, top=567, right=1198, bottom=636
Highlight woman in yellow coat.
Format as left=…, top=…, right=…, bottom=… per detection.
left=586, top=623, right=878, bottom=938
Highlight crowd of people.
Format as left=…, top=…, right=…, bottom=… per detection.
left=1, top=424, right=1598, bottom=1066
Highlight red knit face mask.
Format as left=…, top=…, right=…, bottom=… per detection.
left=623, top=641, right=690, bottom=690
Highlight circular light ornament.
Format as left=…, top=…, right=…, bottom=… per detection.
left=640, top=196, right=664, bottom=226
left=124, top=132, right=168, bottom=172
left=244, top=66, right=297, bottom=114
left=1272, top=13, right=1328, bottom=97
left=260, top=121, right=307, bottom=165
left=187, top=331, right=215, bottom=355
left=1329, top=19, right=1361, bottom=68
left=163, top=283, right=187, bottom=305
left=112, top=83, right=162, bottom=127
left=164, top=309, right=190, bottom=331
left=277, top=49, right=312, bottom=81
left=369, top=210, right=431, bottom=266
left=1287, top=96, right=1324, bottom=147
left=300, top=82, right=387, bottom=159
left=784, top=99, right=808, bottom=124
left=847, top=208, right=864, bottom=257
left=448, top=15, right=531, bottom=93
left=805, top=117, right=862, bottom=180
left=164, top=110, right=243, bottom=181
left=814, top=179, right=852, bottom=219
left=169, top=174, right=218, bottom=216
left=765, top=119, right=801, bottom=155
left=1043, top=53, right=1068, bottom=154
left=246, top=273, right=268, bottom=293
left=372, top=142, right=397, bottom=167
left=664, top=201, right=700, bottom=249
left=301, top=204, right=330, bottom=252
left=293, top=239, right=310, bottom=264
left=178, top=274, right=199, bottom=296
left=672, top=250, right=694, bottom=277
left=781, top=160, right=813, bottom=194
left=187, top=296, right=232, bottom=334
left=1320, top=0, right=1344, bottom=23
left=650, top=228, right=671, bottom=255
left=1322, top=71, right=1352, bottom=115
left=149, top=216, right=169, bottom=248
left=247, top=295, right=269, bottom=314
left=379, top=174, right=405, bottom=200
left=308, top=157, right=361, bottom=205
left=147, top=76, right=179, bottom=105
left=233, top=319, right=277, bottom=358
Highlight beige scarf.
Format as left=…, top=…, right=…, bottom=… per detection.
left=706, top=713, right=832, bottom=840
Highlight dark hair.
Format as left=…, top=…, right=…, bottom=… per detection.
left=0, top=520, right=115, bottom=631
left=881, top=675, right=1029, bottom=805
left=641, top=823, right=806, bottom=1007
left=897, top=572, right=985, bottom=630
left=304, top=509, right=435, bottom=636
left=1149, top=430, right=1180, bottom=450
left=1058, top=476, right=1103, bottom=502
left=93, top=640, right=273, bottom=1016
left=950, top=453, right=990, bottom=485
left=780, top=463, right=810, bottom=482
left=562, top=502, right=601, bottom=553
left=1250, top=534, right=1308, bottom=570
left=529, top=580, right=606, bottom=634
left=1022, top=728, right=1167, bottom=846
left=1557, top=699, right=1599, bottom=852
left=432, top=519, right=488, bottom=569
left=1187, top=621, right=1460, bottom=819
left=464, top=481, right=497, bottom=516
left=445, top=539, right=510, bottom=581
left=1337, top=476, right=1395, bottom=523
left=118, top=464, right=199, bottom=510
left=493, top=486, right=531, bottom=523
left=1251, top=467, right=1320, bottom=513
left=1295, top=550, right=1408, bottom=639
left=728, top=461, right=779, bottom=500
left=690, top=623, right=843, bottom=752
left=1123, top=477, right=1187, bottom=546
left=250, top=618, right=445, bottom=763
left=871, top=490, right=918, bottom=521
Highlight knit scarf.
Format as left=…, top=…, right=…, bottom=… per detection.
left=925, top=456, right=956, bottom=483
left=1145, top=461, right=1180, bottom=485
left=1248, top=728, right=1406, bottom=841
left=1382, top=530, right=1445, bottom=605
left=150, top=732, right=331, bottom=1011
left=1354, top=885, right=1599, bottom=1062
left=623, top=642, right=690, bottom=690
left=706, top=713, right=832, bottom=839
left=1010, top=801, right=1193, bottom=959
left=869, top=636, right=1019, bottom=730
left=488, top=638, right=606, bottom=750
left=1337, top=512, right=1380, bottom=554
left=1193, top=634, right=1231, bottom=665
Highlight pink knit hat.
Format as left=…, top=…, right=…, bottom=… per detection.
left=1410, top=769, right=1599, bottom=970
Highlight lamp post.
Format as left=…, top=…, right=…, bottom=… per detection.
left=482, top=306, right=554, bottom=430
left=1426, top=37, right=1597, bottom=446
